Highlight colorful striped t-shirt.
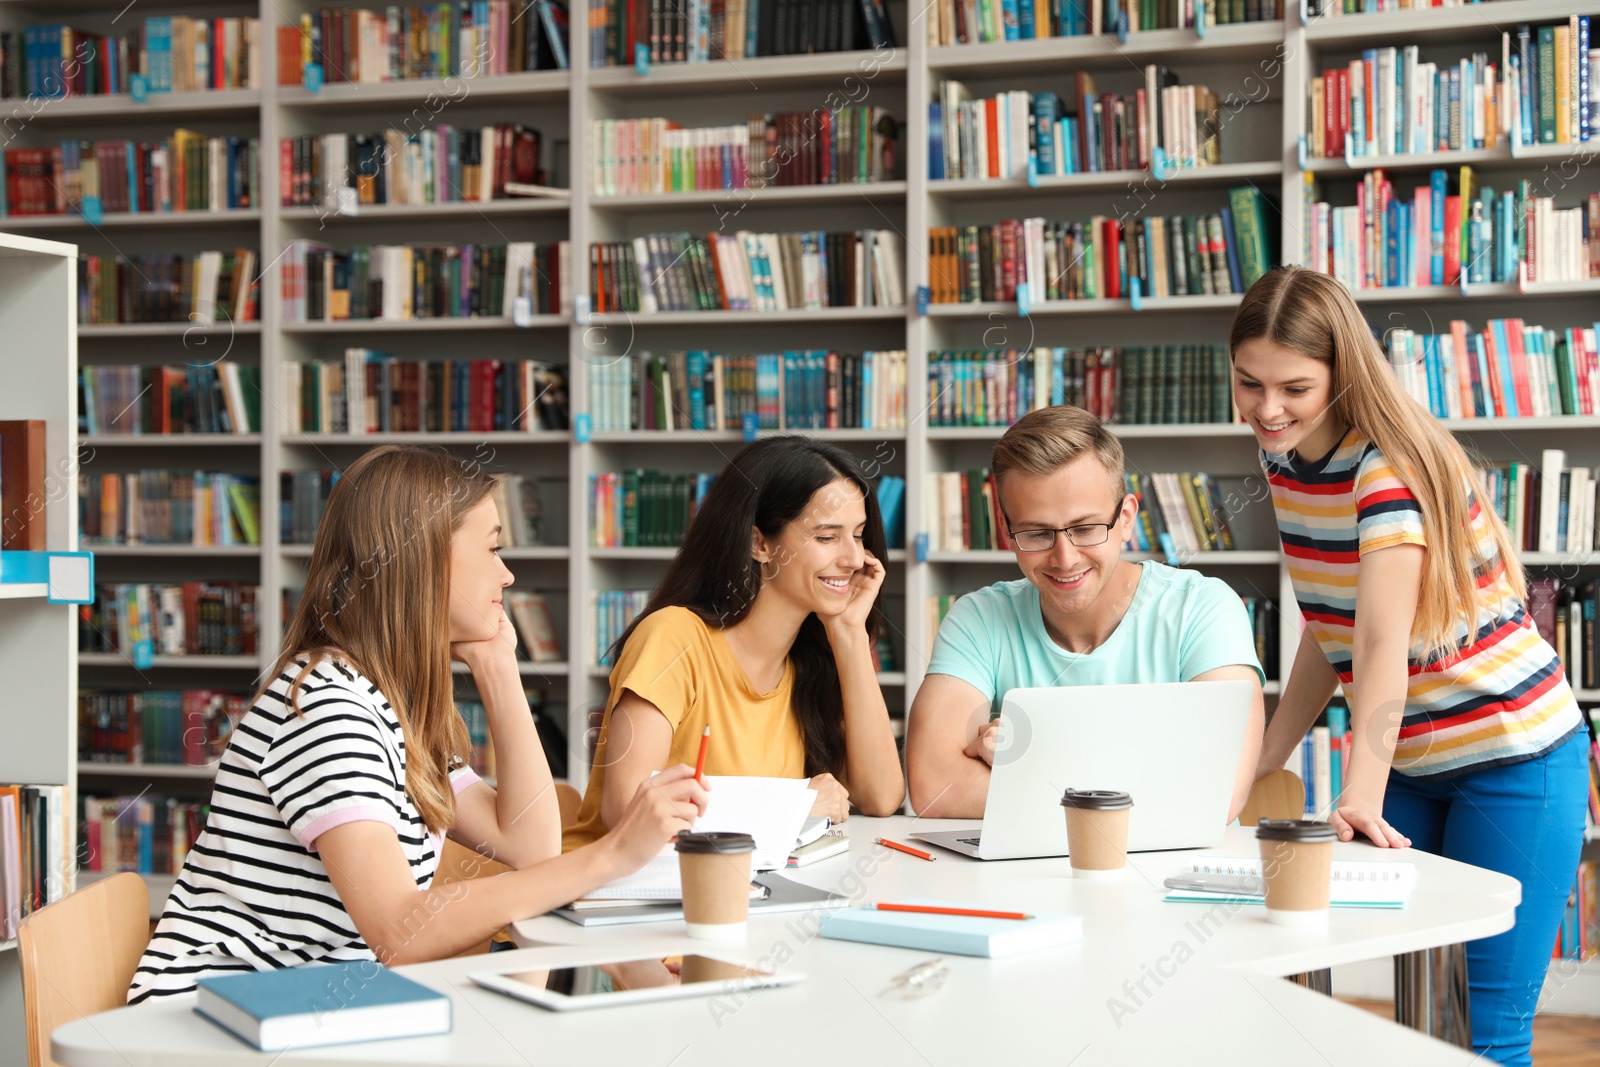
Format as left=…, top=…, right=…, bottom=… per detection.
left=1263, top=431, right=1582, bottom=778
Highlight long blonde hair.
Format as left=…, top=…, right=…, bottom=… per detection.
left=1229, top=266, right=1525, bottom=658
left=264, top=445, right=495, bottom=832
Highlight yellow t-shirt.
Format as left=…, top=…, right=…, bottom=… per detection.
left=562, top=606, right=805, bottom=850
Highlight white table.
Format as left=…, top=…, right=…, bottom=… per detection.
left=54, top=817, right=1519, bottom=1067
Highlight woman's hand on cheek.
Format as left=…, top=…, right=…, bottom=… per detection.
left=451, top=605, right=519, bottom=677
left=826, top=552, right=884, bottom=638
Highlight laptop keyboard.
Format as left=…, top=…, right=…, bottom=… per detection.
left=957, top=836, right=982, bottom=846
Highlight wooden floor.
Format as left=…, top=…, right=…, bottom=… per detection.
left=1342, top=999, right=1600, bottom=1065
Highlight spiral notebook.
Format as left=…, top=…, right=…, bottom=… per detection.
left=1163, top=856, right=1419, bottom=908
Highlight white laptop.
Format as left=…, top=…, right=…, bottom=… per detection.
left=912, top=680, right=1253, bottom=860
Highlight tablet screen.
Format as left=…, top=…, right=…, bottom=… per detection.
left=498, top=956, right=772, bottom=998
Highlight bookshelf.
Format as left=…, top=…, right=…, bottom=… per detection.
left=1, top=0, right=1596, bottom=996
left=0, top=231, right=79, bottom=1057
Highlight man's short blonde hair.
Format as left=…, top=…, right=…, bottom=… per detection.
left=991, top=406, right=1126, bottom=500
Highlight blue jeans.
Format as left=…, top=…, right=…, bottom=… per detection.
left=1383, top=732, right=1590, bottom=1067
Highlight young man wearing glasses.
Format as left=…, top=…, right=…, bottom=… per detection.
left=905, top=405, right=1265, bottom=819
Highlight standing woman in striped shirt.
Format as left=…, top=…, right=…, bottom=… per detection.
left=1233, top=266, right=1587, bottom=1066
left=129, top=445, right=707, bottom=1002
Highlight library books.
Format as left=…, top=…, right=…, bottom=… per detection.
left=79, top=250, right=259, bottom=326
left=590, top=470, right=716, bottom=548
left=1384, top=319, right=1600, bottom=421
left=2, top=133, right=258, bottom=218
left=80, top=582, right=261, bottom=658
left=1476, top=452, right=1598, bottom=555
left=458, top=689, right=568, bottom=779
left=282, top=125, right=550, bottom=210
left=282, top=354, right=569, bottom=435
left=1125, top=471, right=1238, bottom=555
left=931, top=71, right=1219, bottom=181
left=927, top=345, right=1235, bottom=427
left=490, top=473, right=546, bottom=547
left=0, top=420, right=46, bottom=551
left=278, top=1, right=569, bottom=85
left=1298, top=705, right=1350, bottom=819
left=1526, top=579, right=1597, bottom=692
left=588, top=349, right=908, bottom=432
left=588, top=0, right=894, bottom=66
left=506, top=590, right=564, bottom=663
left=592, top=589, right=650, bottom=666
left=925, top=0, right=1281, bottom=45
left=0, top=784, right=72, bottom=941
left=1555, top=858, right=1598, bottom=962
left=0, top=16, right=260, bottom=100
left=926, top=187, right=1275, bottom=304
left=80, top=689, right=248, bottom=767
left=589, top=106, right=898, bottom=196
left=924, top=469, right=1011, bottom=552
left=280, top=240, right=568, bottom=322
left=81, top=471, right=261, bottom=547
left=590, top=228, right=905, bottom=313
left=79, top=794, right=206, bottom=878
left=80, top=365, right=261, bottom=436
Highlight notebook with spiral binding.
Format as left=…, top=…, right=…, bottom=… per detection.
left=1163, top=856, right=1418, bottom=908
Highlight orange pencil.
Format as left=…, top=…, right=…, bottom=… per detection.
left=875, top=837, right=937, bottom=861
left=870, top=903, right=1031, bottom=921
left=693, top=724, right=711, bottom=786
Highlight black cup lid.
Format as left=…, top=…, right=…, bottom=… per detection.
left=1059, top=789, right=1133, bottom=811
left=1255, top=819, right=1338, bottom=843
left=675, top=831, right=757, bottom=855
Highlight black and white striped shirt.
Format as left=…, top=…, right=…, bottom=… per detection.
left=128, top=655, right=477, bottom=1003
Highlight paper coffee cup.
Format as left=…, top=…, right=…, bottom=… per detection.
left=1255, top=819, right=1337, bottom=927
left=676, top=832, right=757, bottom=941
left=1060, top=789, right=1133, bottom=879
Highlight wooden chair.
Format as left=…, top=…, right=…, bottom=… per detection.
left=1240, top=768, right=1306, bottom=827
left=19, top=872, right=150, bottom=1067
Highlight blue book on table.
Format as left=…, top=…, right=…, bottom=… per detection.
left=195, top=963, right=450, bottom=1052
left=819, top=899, right=1082, bottom=958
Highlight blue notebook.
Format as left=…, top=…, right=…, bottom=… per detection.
left=819, top=899, right=1083, bottom=958
left=195, top=962, right=451, bottom=1051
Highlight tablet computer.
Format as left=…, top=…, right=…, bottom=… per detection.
left=469, top=952, right=803, bottom=1011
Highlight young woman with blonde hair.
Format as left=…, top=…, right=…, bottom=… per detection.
left=1233, top=266, right=1588, bottom=1066
left=129, top=445, right=706, bottom=1002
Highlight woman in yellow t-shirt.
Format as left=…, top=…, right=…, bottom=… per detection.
left=565, top=436, right=906, bottom=849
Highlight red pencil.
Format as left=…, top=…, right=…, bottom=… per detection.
left=871, top=903, right=1032, bottom=921
left=875, top=837, right=936, bottom=862
left=693, top=725, right=711, bottom=786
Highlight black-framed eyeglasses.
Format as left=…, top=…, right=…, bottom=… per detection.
left=1005, top=507, right=1124, bottom=552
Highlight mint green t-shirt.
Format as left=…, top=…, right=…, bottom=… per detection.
left=927, top=561, right=1265, bottom=717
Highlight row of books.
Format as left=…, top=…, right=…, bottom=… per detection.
left=3, top=134, right=257, bottom=219
left=282, top=469, right=545, bottom=547
left=503, top=590, right=565, bottom=663
left=1241, top=596, right=1280, bottom=683
left=281, top=125, right=551, bottom=210
left=1527, top=580, right=1598, bottom=692
left=590, top=229, right=905, bottom=313
left=1298, top=704, right=1350, bottom=819
left=80, top=472, right=262, bottom=547
left=78, top=250, right=260, bottom=326
left=1478, top=451, right=1598, bottom=556
left=79, top=364, right=261, bottom=437
left=0, top=785, right=72, bottom=941
left=589, top=470, right=715, bottom=548
left=281, top=240, right=569, bottom=322
left=1304, top=169, right=1600, bottom=288
left=458, top=689, right=569, bottom=779
left=281, top=355, right=570, bottom=435
left=931, top=70, right=1220, bottom=182
left=926, top=345, right=1236, bottom=427
left=1555, top=858, right=1598, bottom=962
left=587, top=350, right=909, bottom=432
left=0, top=17, right=260, bottom=100
left=592, top=589, right=650, bottom=666
left=79, top=583, right=261, bottom=658
left=1383, top=319, right=1600, bottom=421
left=1305, top=0, right=1498, bottom=14
left=588, top=107, right=897, bottom=196
left=926, top=188, right=1275, bottom=304
left=489, top=473, right=549, bottom=548
left=924, top=0, right=1280, bottom=46
left=79, top=689, right=248, bottom=767
left=1507, top=18, right=1596, bottom=147
left=279, top=2, right=569, bottom=85
left=79, top=795, right=206, bottom=878
left=587, top=0, right=895, bottom=66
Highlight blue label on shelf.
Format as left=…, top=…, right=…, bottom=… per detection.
left=304, top=64, right=323, bottom=93
left=742, top=413, right=759, bottom=442
left=1016, top=282, right=1030, bottom=317
left=574, top=413, right=592, bottom=443
left=133, top=639, right=155, bottom=670
left=1158, top=532, right=1180, bottom=567
left=81, top=196, right=102, bottom=225
left=1150, top=145, right=1168, bottom=182
left=1195, top=2, right=1206, bottom=35
left=914, top=532, right=929, bottom=564
left=1026, top=156, right=1038, bottom=188
left=915, top=285, right=930, bottom=316
left=129, top=74, right=150, bottom=102
left=1129, top=277, right=1143, bottom=312
left=1296, top=135, right=1309, bottom=170
left=1117, top=11, right=1128, bottom=43
left=635, top=42, right=650, bottom=76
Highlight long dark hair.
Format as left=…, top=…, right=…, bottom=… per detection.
left=610, top=436, right=888, bottom=777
